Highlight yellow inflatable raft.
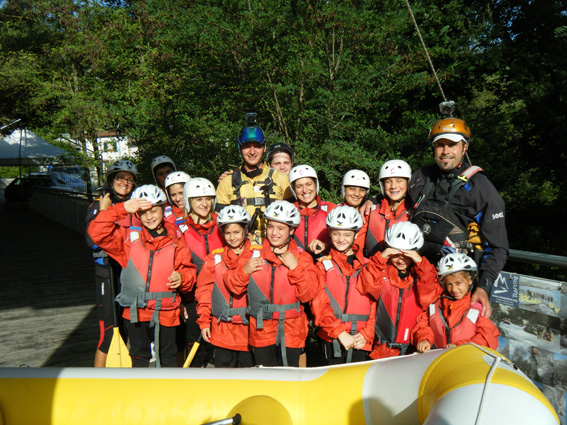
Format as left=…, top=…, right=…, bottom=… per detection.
left=0, top=344, right=559, bottom=425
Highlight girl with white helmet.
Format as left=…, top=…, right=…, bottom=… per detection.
left=364, top=159, right=412, bottom=258
left=194, top=205, right=254, bottom=368
left=88, top=184, right=197, bottom=367
left=151, top=155, right=176, bottom=190
left=224, top=200, right=320, bottom=367
left=178, top=177, right=225, bottom=367
left=310, top=206, right=376, bottom=364
left=85, top=158, right=139, bottom=367
left=357, top=221, right=442, bottom=360
left=412, top=252, right=499, bottom=353
left=163, top=171, right=191, bottom=226
left=289, top=164, right=336, bottom=256
left=340, top=169, right=370, bottom=209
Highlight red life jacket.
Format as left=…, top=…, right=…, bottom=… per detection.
left=164, top=205, right=184, bottom=226
left=428, top=301, right=481, bottom=347
left=116, top=229, right=179, bottom=324
left=365, top=198, right=409, bottom=258
left=293, top=202, right=333, bottom=250
left=211, top=249, right=249, bottom=324
left=179, top=222, right=224, bottom=274
left=320, top=257, right=371, bottom=334
left=247, top=247, right=302, bottom=329
left=375, top=274, right=423, bottom=352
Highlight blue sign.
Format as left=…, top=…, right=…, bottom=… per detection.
left=491, top=272, right=520, bottom=307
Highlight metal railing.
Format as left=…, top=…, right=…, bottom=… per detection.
left=508, top=249, right=567, bottom=269
left=32, top=187, right=91, bottom=234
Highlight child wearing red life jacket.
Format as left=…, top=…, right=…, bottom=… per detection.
left=357, top=221, right=442, bottom=359
left=195, top=205, right=254, bottom=368
left=412, top=253, right=499, bottom=352
left=179, top=177, right=224, bottom=367
left=363, top=160, right=412, bottom=258
left=225, top=200, right=321, bottom=367
left=311, top=206, right=376, bottom=364
left=338, top=169, right=372, bottom=252
left=88, top=184, right=196, bottom=367
left=289, top=165, right=336, bottom=257
left=164, top=171, right=191, bottom=227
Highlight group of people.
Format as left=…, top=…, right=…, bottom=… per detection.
left=85, top=114, right=507, bottom=368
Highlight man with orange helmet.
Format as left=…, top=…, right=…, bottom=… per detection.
left=409, top=117, right=508, bottom=318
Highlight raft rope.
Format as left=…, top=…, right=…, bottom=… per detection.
left=403, top=0, right=448, bottom=102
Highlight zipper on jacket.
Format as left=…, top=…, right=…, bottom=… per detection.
left=304, top=216, right=309, bottom=248
left=146, top=250, right=155, bottom=293
left=269, top=265, right=276, bottom=303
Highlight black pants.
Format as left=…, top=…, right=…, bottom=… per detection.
left=214, top=347, right=254, bottom=368
left=320, top=338, right=369, bottom=365
left=252, top=345, right=302, bottom=367
left=183, top=300, right=214, bottom=367
left=127, top=320, right=177, bottom=367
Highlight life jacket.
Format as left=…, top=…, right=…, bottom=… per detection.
left=164, top=205, right=184, bottom=227
left=365, top=199, right=409, bottom=258
left=411, top=166, right=484, bottom=260
left=179, top=222, right=224, bottom=274
left=375, top=273, right=423, bottom=355
left=210, top=248, right=249, bottom=324
left=293, top=203, right=331, bottom=250
left=321, top=257, right=371, bottom=361
left=428, top=300, right=481, bottom=348
left=247, top=246, right=302, bottom=366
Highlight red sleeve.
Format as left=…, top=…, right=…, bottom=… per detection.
left=413, top=257, right=444, bottom=309
left=356, top=252, right=388, bottom=300
left=310, top=262, right=346, bottom=338
left=174, top=236, right=197, bottom=294
left=288, top=251, right=321, bottom=303
left=455, top=316, right=500, bottom=349
left=353, top=215, right=368, bottom=253
left=195, top=253, right=215, bottom=329
left=87, top=203, right=130, bottom=268
left=411, top=310, right=435, bottom=346
left=224, top=248, right=254, bottom=296
left=358, top=298, right=376, bottom=345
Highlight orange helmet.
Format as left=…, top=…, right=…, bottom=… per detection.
left=428, top=118, right=471, bottom=144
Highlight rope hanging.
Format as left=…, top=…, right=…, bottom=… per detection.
left=403, top=0, right=448, bottom=102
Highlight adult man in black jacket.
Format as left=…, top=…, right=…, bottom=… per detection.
left=409, top=118, right=508, bottom=318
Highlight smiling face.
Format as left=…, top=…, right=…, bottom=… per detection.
left=344, top=186, right=367, bottom=208
left=222, top=223, right=247, bottom=249
left=382, top=177, right=408, bottom=203
left=433, top=139, right=468, bottom=172
left=154, top=164, right=175, bottom=189
left=189, top=196, right=214, bottom=220
left=269, top=152, right=293, bottom=175
left=329, top=229, right=356, bottom=254
left=139, top=205, right=164, bottom=231
left=167, top=183, right=185, bottom=210
left=389, top=253, right=413, bottom=272
left=240, top=142, right=265, bottom=170
left=293, top=177, right=317, bottom=207
left=443, top=271, right=473, bottom=300
left=266, top=220, right=293, bottom=248
left=112, top=171, right=135, bottom=197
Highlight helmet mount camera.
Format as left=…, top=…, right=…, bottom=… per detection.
left=439, top=101, right=456, bottom=117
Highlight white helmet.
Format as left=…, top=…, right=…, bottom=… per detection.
left=131, top=184, right=167, bottom=206
left=183, top=177, right=216, bottom=211
left=384, top=221, right=424, bottom=250
left=264, top=200, right=301, bottom=228
left=326, top=205, right=363, bottom=231
left=379, top=160, right=412, bottom=195
left=151, top=155, right=176, bottom=175
left=217, top=205, right=251, bottom=227
left=164, top=171, right=191, bottom=203
left=289, top=165, right=319, bottom=198
left=437, top=253, right=478, bottom=281
left=106, top=159, right=138, bottom=185
left=341, top=169, right=370, bottom=198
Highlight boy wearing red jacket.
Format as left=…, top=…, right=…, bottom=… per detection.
left=225, top=200, right=320, bottom=367
left=88, top=184, right=196, bottom=367
left=195, top=205, right=254, bottom=368
left=311, top=206, right=376, bottom=364
left=412, top=253, right=499, bottom=352
left=357, top=221, right=442, bottom=359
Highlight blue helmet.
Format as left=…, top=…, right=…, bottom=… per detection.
left=238, top=126, right=265, bottom=147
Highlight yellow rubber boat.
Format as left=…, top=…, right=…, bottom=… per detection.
left=0, top=344, right=559, bottom=425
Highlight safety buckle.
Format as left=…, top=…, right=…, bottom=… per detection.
left=458, top=175, right=469, bottom=182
